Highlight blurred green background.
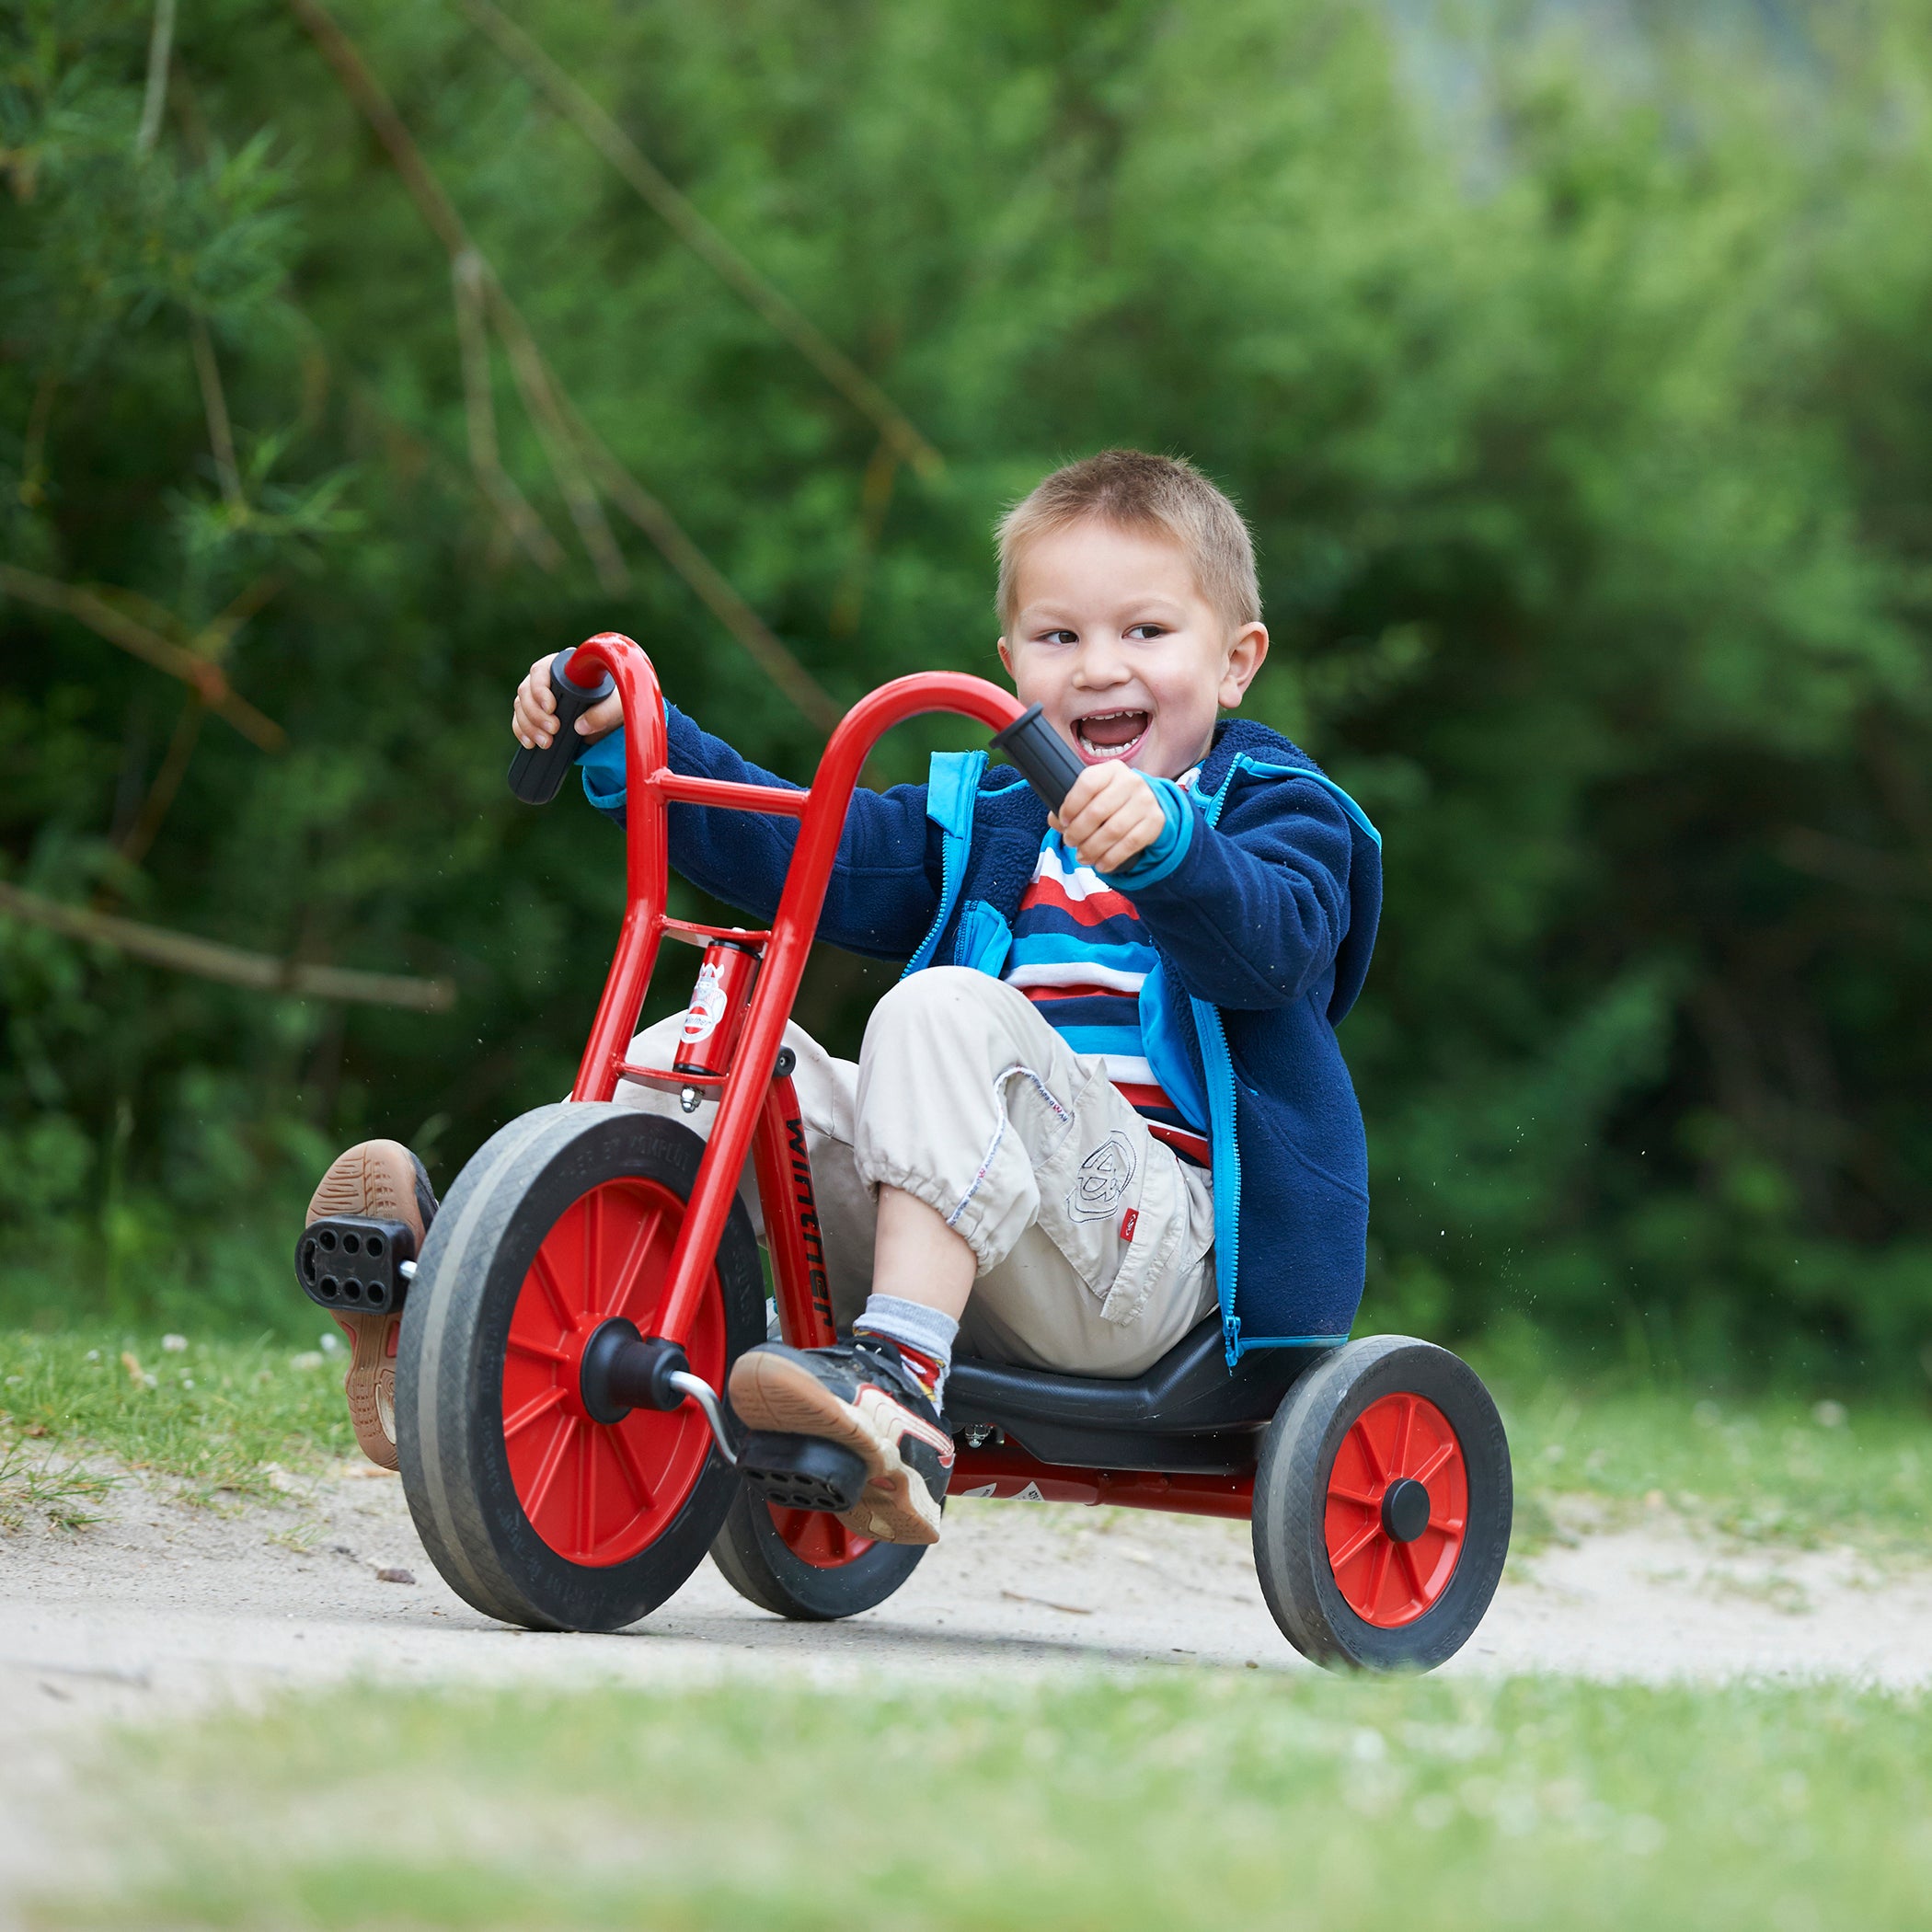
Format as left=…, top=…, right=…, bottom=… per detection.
left=5, top=0, right=1930, bottom=1386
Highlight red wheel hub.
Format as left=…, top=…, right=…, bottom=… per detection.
left=501, top=1178, right=725, bottom=1567
left=1323, top=1391, right=1467, bottom=1627
left=768, top=1505, right=876, bottom=1569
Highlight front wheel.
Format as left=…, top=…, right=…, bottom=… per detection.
left=710, top=1484, right=926, bottom=1621
left=1251, top=1335, right=1512, bottom=1673
left=397, top=1105, right=764, bottom=1632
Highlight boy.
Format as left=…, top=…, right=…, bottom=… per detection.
left=310, top=450, right=1381, bottom=1547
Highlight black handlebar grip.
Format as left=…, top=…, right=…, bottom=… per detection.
left=989, top=703, right=1087, bottom=813
left=506, top=648, right=618, bottom=806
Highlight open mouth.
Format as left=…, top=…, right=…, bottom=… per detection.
left=1072, top=708, right=1151, bottom=764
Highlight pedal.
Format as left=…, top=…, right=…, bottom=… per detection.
left=737, top=1431, right=868, bottom=1513
left=294, top=1216, right=416, bottom=1317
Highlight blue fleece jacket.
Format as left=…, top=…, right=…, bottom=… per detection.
left=578, top=709, right=1382, bottom=1363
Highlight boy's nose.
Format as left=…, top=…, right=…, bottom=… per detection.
left=1071, top=640, right=1132, bottom=687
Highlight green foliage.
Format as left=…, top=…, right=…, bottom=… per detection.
left=38, top=1674, right=1932, bottom=1928
left=3, top=0, right=1931, bottom=1376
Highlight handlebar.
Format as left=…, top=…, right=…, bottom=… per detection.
left=506, top=653, right=1083, bottom=817
left=506, top=648, right=617, bottom=806
left=989, top=703, right=1086, bottom=814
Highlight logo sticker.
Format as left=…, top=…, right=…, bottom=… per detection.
left=679, top=963, right=729, bottom=1044
left=1066, top=1130, right=1136, bottom=1222
left=1119, top=1208, right=1139, bottom=1243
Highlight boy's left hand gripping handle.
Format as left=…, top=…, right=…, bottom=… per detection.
left=507, top=648, right=617, bottom=805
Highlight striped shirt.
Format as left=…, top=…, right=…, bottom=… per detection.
left=1003, top=808, right=1209, bottom=1164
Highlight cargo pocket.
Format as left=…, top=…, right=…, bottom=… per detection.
left=1032, top=1077, right=1190, bottom=1328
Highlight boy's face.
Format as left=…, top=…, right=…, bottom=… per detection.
left=997, top=518, right=1268, bottom=780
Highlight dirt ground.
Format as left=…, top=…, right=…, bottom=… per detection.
left=4, top=1459, right=1930, bottom=1915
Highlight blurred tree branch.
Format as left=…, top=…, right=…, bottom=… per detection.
left=288, top=0, right=840, bottom=730
left=135, top=0, right=176, bottom=158
left=829, top=436, right=902, bottom=638
left=1777, top=828, right=1932, bottom=899
left=0, top=881, right=456, bottom=1011
left=458, top=0, right=943, bottom=482
left=117, top=696, right=204, bottom=868
left=187, top=311, right=245, bottom=511
left=0, top=564, right=284, bottom=750
left=449, top=251, right=564, bottom=572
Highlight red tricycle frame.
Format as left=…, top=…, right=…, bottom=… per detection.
left=560, top=631, right=1257, bottom=1524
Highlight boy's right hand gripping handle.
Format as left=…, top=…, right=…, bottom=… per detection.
left=989, top=703, right=1087, bottom=815
left=506, top=648, right=618, bottom=806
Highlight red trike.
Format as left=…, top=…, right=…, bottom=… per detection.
left=302, top=636, right=1512, bottom=1671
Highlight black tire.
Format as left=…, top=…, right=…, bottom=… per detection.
left=397, top=1104, right=764, bottom=1633
left=1251, top=1335, right=1511, bottom=1673
left=710, top=1486, right=926, bottom=1620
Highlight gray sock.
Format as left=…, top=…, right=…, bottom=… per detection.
left=853, top=1294, right=959, bottom=1406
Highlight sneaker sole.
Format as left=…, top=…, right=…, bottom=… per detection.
left=727, top=1351, right=945, bottom=1546
left=305, top=1141, right=432, bottom=1472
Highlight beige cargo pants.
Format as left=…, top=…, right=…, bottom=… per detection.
left=612, top=966, right=1217, bottom=1378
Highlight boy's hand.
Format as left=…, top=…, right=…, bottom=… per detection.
left=1053, top=763, right=1167, bottom=875
left=512, top=653, right=625, bottom=751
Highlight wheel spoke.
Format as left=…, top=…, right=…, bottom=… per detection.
left=1328, top=1483, right=1380, bottom=1507
left=1351, top=1417, right=1386, bottom=1488
left=606, top=1417, right=657, bottom=1512
left=1411, top=1438, right=1457, bottom=1487
left=1392, top=1393, right=1417, bottom=1478
left=531, top=1245, right=574, bottom=1331
left=1329, top=1517, right=1383, bottom=1571
left=577, top=1424, right=596, bottom=1558
left=604, top=1207, right=670, bottom=1325
left=522, top=1412, right=577, bottom=1525
left=507, top=1333, right=570, bottom=1364
left=1365, top=1533, right=1393, bottom=1618
left=504, top=1386, right=566, bottom=1440
left=1396, top=1535, right=1426, bottom=1610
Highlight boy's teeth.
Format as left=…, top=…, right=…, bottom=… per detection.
left=1075, top=710, right=1149, bottom=756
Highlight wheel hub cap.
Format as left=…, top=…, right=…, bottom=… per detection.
left=1380, top=1476, right=1432, bottom=1543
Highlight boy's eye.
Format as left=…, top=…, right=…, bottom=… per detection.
left=1126, top=624, right=1167, bottom=640
left=1036, top=628, right=1079, bottom=646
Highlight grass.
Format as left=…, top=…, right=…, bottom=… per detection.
left=30, top=1673, right=1932, bottom=1930
left=0, top=1328, right=355, bottom=1509
left=0, top=1434, right=114, bottom=1531
left=2, top=1319, right=1928, bottom=1558
left=1496, top=1378, right=1932, bottom=1558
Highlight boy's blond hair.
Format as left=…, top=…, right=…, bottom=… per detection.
left=995, top=449, right=1260, bottom=634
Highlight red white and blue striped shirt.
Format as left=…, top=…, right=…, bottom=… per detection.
left=1003, top=805, right=1210, bottom=1165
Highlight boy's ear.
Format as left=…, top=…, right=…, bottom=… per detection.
left=1218, top=623, right=1270, bottom=710
left=996, top=636, right=1015, bottom=681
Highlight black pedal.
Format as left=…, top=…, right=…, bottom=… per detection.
left=294, top=1217, right=416, bottom=1317
left=737, top=1431, right=868, bottom=1513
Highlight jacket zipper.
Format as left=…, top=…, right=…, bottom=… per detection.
left=1195, top=759, right=1248, bottom=1363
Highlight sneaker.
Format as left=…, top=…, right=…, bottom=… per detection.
left=727, top=1337, right=954, bottom=1545
left=305, top=1140, right=437, bottom=1470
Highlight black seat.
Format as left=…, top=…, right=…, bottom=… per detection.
left=942, top=1317, right=1330, bottom=1475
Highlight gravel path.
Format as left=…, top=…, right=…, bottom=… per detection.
left=4, top=1458, right=1928, bottom=1915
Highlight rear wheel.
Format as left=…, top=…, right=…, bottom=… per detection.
left=711, top=1486, right=926, bottom=1620
left=1251, top=1335, right=1511, bottom=1672
left=397, top=1105, right=763, bottom=1632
